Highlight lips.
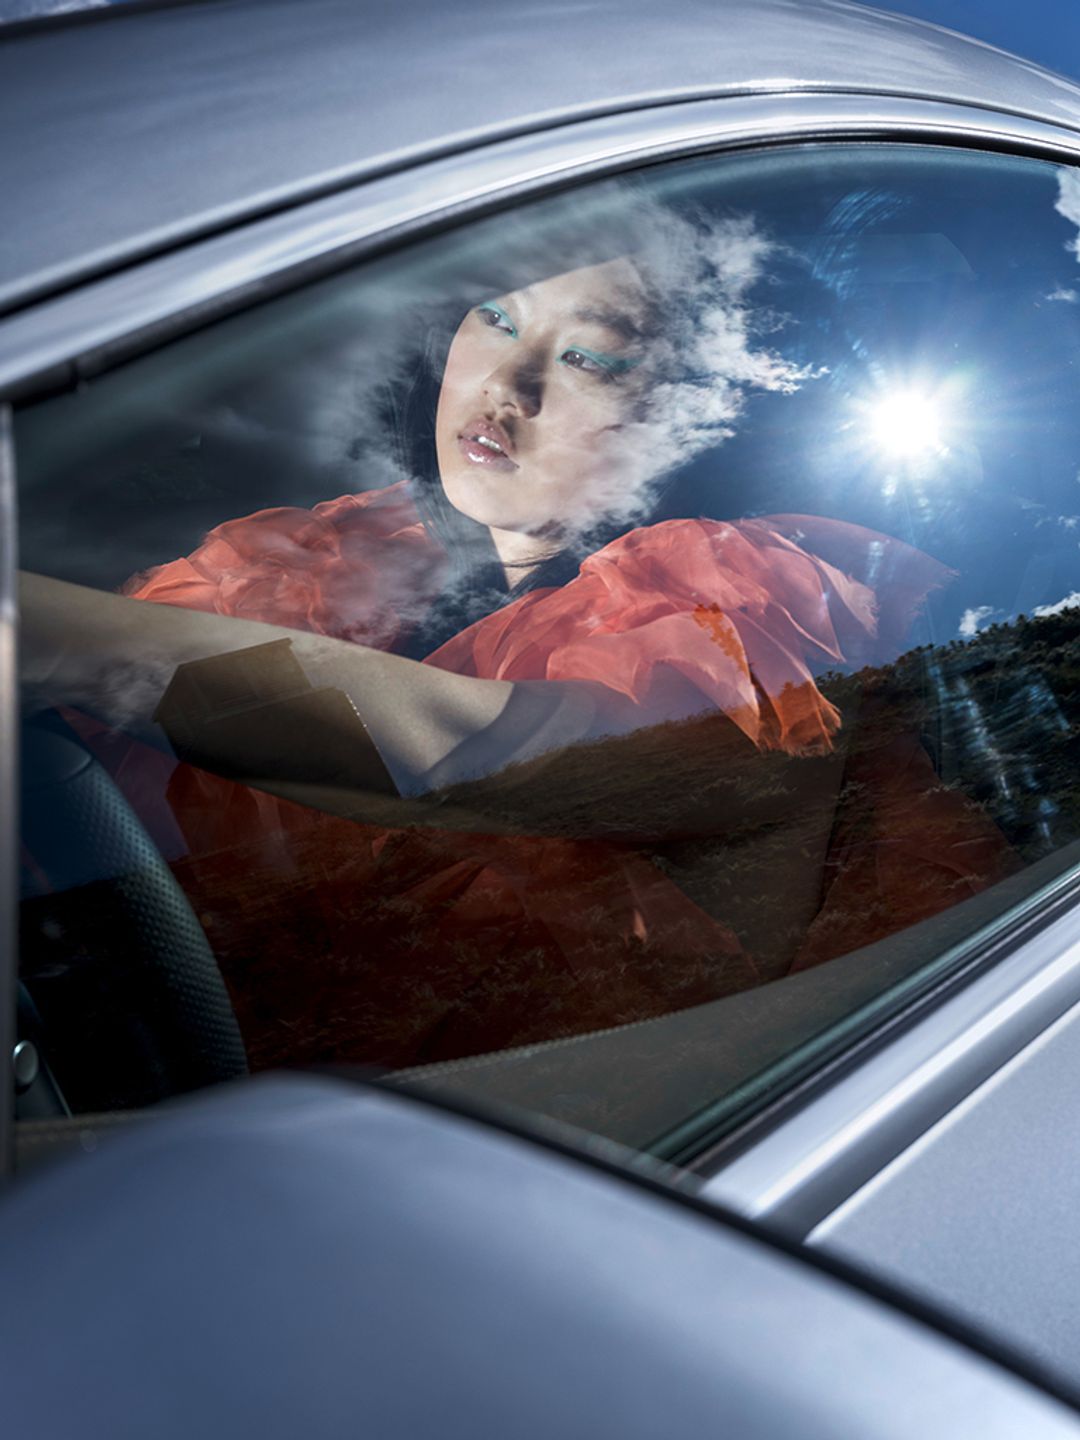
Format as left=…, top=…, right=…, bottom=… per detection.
left=457, top=416, right=517, bottom=471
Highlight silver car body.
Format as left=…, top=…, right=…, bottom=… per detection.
left=6, top=0, right=1080, bottom=1428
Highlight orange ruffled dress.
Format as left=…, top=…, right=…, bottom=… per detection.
left=108, top=483, right=1011, bottom=1070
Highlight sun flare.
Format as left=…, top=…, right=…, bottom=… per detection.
left=867, top=390, right=945, bottom=459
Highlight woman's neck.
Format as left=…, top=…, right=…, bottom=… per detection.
left=488, top=525, right=563, bottom=590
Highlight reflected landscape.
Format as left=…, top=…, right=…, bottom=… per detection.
left=17, top=141, right=1080, bottom=1145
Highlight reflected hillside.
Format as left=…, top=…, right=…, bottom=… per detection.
left=447, top=604, right=1080, bottom=860
left=443, top=606, right=1080, bottom=985
left=820, top=606, right=1080, bottom=866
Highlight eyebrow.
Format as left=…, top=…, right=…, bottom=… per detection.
left=571, top=306, right=646, bottom=345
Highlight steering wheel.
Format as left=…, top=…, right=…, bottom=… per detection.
left=19, top=718, right=248, bottom=1112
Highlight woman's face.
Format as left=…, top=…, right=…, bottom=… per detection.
left=434, top=258, right=653, bottom=551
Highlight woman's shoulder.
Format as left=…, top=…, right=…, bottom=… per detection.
left=200, top=479, right=429, bottom=553
left=587, top=512, right=949, bottom=585
left=310, top=479, right=429, bottom=540
left=125, top=481, right=445, bottom=647
left=426, top=512, right=951, bottom=754
left=583, top=513, right=951, bottom=656
left=125, top=481, right=426, bottom=581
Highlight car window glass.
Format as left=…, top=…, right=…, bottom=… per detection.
left=15, top=143, right=1080, bottom=1157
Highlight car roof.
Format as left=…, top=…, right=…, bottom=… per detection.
left=4, top=0, right=1080, bottom=318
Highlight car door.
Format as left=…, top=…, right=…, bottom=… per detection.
left=8, top=17, right=1080, bottom=1407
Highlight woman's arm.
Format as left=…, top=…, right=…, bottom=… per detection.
left=18, top=572, right=600, bottom=800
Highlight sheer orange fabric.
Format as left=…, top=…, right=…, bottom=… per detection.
left=125, top=482, right=445, bottom=651
left=99, top=483, right=1011, bottom=1070
left=427, top=512, right=950, bottom=752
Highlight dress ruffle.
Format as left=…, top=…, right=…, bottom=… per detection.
left=124, top=483, right=445, bottom=652
left=428, top=513, right=951, bottom=754
left=129, top=483, right=951, bottom=753
left=95, top=483, right=1005, bottom=1071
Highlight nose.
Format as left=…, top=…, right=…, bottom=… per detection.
left=483, top=348, right=542, bottom=419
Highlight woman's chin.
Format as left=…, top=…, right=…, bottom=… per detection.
left=442, top=473, right=532, bottom=532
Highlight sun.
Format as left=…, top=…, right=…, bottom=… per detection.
left=867, top=389, right=945, bottom=460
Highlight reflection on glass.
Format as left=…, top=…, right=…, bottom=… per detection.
left=16, top=144, right=1080, bottom=1153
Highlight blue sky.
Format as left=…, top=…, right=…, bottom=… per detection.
left=1, top=0, right=1079, bottom=84
left=868, top=0, right=1080, bottom=80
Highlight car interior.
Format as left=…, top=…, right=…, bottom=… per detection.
left=14, top=140, right=1080, bottom=1170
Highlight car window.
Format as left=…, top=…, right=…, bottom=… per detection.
left=15, top=142, right=1080, bottom=1155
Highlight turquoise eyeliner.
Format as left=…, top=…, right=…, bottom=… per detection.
left=477, top=302, right=518, bottom=336
left=477, top=304, right=643, bottom=377
left=561, top=346, right=644, bottom=376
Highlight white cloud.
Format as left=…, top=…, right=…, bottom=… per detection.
left=49, top=179, right=825, bottom=622
left=1034, top=513, right=1080, bottom=531
left=959, top=606, right=997, bottom=639
left=467, top=197, right=823, bottom=541
left=1056, top=170, right=1080, bottom=260
left=1046, top=287, right=1079, bottom=303
left=1034, top=591, right=1080, bottom=618
left=606, top=208, right=822, bottom=526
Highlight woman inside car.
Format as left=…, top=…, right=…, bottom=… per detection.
left=19, top=197, right=1014, bottom=1070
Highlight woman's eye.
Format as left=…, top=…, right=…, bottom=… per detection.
left=560, top=348, right=600, bottom=373
left=560, top=347, right=641, bottom=379
left=476, top=304, right=517, bottom=337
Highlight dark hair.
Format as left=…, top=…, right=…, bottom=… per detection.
left=368, top=189, right=809, bottom=660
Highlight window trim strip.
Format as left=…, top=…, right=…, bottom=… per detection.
left=699, top=893, right=1080, bottom=1236
left=3, top=91, right=1080, bottom=400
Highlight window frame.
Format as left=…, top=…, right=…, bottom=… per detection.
left=8, top=90, right=1080, bottom=1185
left=702, top=888, right=1080, bottom=1232
left=0, top=406, right=15, bottom=1176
